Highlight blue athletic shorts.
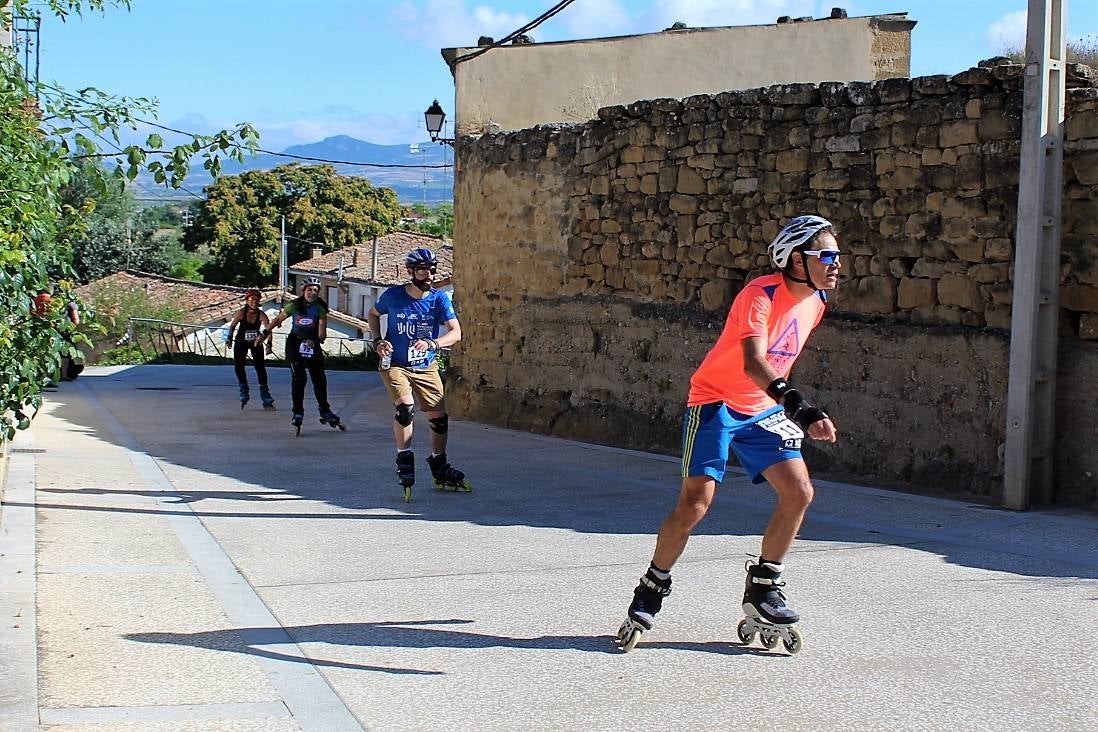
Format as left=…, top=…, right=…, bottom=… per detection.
left=681, top=402, right=804, bottom=484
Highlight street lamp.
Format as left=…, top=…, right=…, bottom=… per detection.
left=424, top=99, right=454, bottom=146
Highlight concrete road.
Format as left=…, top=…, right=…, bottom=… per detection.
left=1, top=364, right=1096, bottom=731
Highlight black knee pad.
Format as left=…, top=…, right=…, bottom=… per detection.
left=394, top=403, right=415, bottom=426
left=428, top=414, right=448, bottom=434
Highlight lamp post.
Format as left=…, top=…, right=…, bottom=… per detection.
left=424, top=99, right=454, bottom=146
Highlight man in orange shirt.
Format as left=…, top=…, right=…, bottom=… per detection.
left=616, top=215, right=841, bottom=654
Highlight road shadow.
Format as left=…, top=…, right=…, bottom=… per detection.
left=34, top=365, right=1098, bottom=582
left=124, top=617, right=772, bottom=674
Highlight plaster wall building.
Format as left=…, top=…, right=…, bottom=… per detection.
left=443, top=12, right=915, bottom=135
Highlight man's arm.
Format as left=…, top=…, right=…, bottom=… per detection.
left=741, top=336, right=837, bottom=442
left=434, top=318, right=461, bottom=348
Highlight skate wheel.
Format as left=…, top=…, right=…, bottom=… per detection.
left=736, top=618, right=755, bottom=645
left=403, top=485, right=412, bottom=503
left=616, top=621, right=642, bottom=652
left=760, top=630, right=780, bottom=650
left=783, top=628, right=803, bottom=655
left=337, top=423, right=347, bottom=431
left=459, top=479, right=472, bottom=493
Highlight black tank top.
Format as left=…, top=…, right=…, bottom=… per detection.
left=235, top=307, right=262, bottom=346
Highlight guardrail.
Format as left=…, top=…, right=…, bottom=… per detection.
left=123, top=318, right=375, bottom=364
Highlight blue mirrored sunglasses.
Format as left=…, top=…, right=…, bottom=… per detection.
left=801, top=249, right=842, bottom=265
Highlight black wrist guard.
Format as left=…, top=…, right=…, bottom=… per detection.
left=767, top=379, right=828, bottom=430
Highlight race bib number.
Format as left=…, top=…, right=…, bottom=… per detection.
left=406, top=343, right=428, bottom=367
left=756, top=412, right=804, bottom=450
left=299, top=341, right=315, bottom=358
left=243, top=330, right=258, bottom=342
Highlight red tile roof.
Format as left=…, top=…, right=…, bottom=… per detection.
left=289, top=231, right=453, bottom=287
left=76, top=271, right=281, bottom=325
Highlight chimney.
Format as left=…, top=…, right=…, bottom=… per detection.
left=352, top=248, right=359, bottom=266
left=311, top=245, right=322, bottom=259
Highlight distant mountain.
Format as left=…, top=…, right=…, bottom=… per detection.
left=134, top=135, right=455, bottom=205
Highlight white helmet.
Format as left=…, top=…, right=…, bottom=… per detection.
left=301, top=276, right=321, bottom=289
left=768, top=215, right=834, bottom=269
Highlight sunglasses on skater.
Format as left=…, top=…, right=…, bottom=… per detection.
left=412, top=266, right=437, bottom=274
left=801, top=249, right=842, bottom=265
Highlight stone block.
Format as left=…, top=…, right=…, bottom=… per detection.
left=898, top=277, right=937, bottom=309
left=601, top=220, right=622, bottom=234
left=669, top=195, right=700, bottom=214
left=621, top=145, right=646, bottom=164
left=937, top=273, right=982, bottom=309
left=776, top=149, right=810, bottom=173
left=1061, top=285, right=1098, bottom=313
left=699, top=278, right=733, bottom=310
left=1066, top=110, right=1098, bottom=140
left=985, top=237, right=1013, bottom=262
left=825, top=135, right=861, bottom=152
left=950, top=239, right=984, bottom=262
left=881, top=167, right=923, bottom=189
left=1080, top=313, right=1098, bottom=339
left=1070, top=151, right=1098, bottom=185
left=950, top=67, right=994, bottom=86
left=979, top=110, right=1021, bottom=141
left=940, top=121, right=979, bottom=147
left=733, top=177, right=759, bottom=193
left=676, top=166, right=706, bottom=194
left=659, top=166, right=678, bottom=193
left=965, top=99, right=982, bottom=119
left=810, top=170, right=850, bottom=190
left=911, top=258, right=947, bottom=278
left=985, top=304, right=1012, bottom=330
left=640, top=175, right=659, bottom=195
left=912, top=75, right=950, bottom=96
left=591, top=176, right=610, bottom=195
left=848, top=276, right=898, bottom=313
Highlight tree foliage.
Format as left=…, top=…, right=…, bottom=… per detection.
left=184, top=163, right=403, bottom=286
left=0, top=0, right=258, bottom=439
left=407, top=202, right=454, bottom=238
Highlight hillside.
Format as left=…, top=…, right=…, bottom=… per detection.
left=135, top=135, right=454, bottom=204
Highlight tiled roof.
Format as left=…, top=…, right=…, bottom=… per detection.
left=289, top=231, right=453, bottom=287
left=76, top=271, right=281, bottom=325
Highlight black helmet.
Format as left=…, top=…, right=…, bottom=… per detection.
left=405, top=248, right=437, bottom=268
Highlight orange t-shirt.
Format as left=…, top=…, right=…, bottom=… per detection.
left=688, top=273, right=827, bottom=415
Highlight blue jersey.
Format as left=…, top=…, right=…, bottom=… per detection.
left=284, top=299, right=328, bottom=340
left=375, top=286, right=456, bottom=369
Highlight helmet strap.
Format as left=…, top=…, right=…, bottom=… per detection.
left=787, top=250, right=820, bottom=290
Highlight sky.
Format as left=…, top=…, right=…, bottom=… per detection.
left=26, top=0, right=1098, bottom=152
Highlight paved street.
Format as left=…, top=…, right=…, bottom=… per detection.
left=2, top=364, right=1096, bottom=731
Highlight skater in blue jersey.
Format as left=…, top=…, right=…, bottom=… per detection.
left=368, top=247, right=469, bottom=501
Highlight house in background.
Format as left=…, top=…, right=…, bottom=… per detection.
left=76, top=270, right=372, bottom=359
left=288, top=231, right=455, bottom=337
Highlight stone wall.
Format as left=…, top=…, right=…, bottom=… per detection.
left=450, top=61, right=1098, bottom=508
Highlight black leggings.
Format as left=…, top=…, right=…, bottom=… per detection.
left=286, top=336, right=329, bottom=413
left=233, top=343, right=268, bottom=386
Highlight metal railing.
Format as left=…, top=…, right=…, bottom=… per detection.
left=123, top=318, right=374, bottom=364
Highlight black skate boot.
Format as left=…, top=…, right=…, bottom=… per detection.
left=238, top=381, right=249, bottom=409
left=426, top=452, right=472, bottom=492
left=260, top=385, right=276, bottom=410
left=318, top=407, right=346, bottom=431
left=737, top=559, right=804, bottom=654
left=615, top=567, right=672, bottom=652
left=396, top=450, right=415, bottom=503
left=291, top=411, right=304, bottom=436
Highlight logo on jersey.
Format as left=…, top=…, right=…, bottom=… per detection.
left=297, top=317, right=314, bottom=326
left=767, top=320, right=800, bottom=371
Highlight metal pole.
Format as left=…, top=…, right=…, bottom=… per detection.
left=280, top=216, right=287, bottom=304
left=1004, top=0, right=1067, bottom=510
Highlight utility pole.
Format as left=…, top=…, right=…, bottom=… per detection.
left=1004, top=0, right=1067, bottom=510
left=279, top=216, right=287, bottom=304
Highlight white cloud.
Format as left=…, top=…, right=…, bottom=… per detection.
left=558, top=0, right=632, bottom=39
left=389, top=1, right=530, bottom=49
left=987, top=10, right=1027, bottom=53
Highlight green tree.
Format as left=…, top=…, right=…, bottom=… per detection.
left=185, top=163, right=403, bottom=286
left=0, top=0, right=258, bottom=439
left=408, top=202, right=453, bottom=238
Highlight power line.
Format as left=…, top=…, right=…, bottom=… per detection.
left=453, top=0, right=579, bottom=65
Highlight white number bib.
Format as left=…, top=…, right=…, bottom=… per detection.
left=299, top=341, right=315, bottom=358
left=243, top=330, right=258, bottom=342
left=756, top=412, right=804, bottom=450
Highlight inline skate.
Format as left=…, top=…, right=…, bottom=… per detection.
left=426, top=452, right=472, bottom=492
left=397, top=450, right=415, bottom=503
left=737, top=559, right=803, bottom=654
left=238, top=382, right=249, bottom=409
left=615, top=567, right=672, bottom=652
left=291, top=411, right=304, bottom=436
left=260, top=385, right=276, bottom=410
left=318, top=407, right=346, bottom=431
